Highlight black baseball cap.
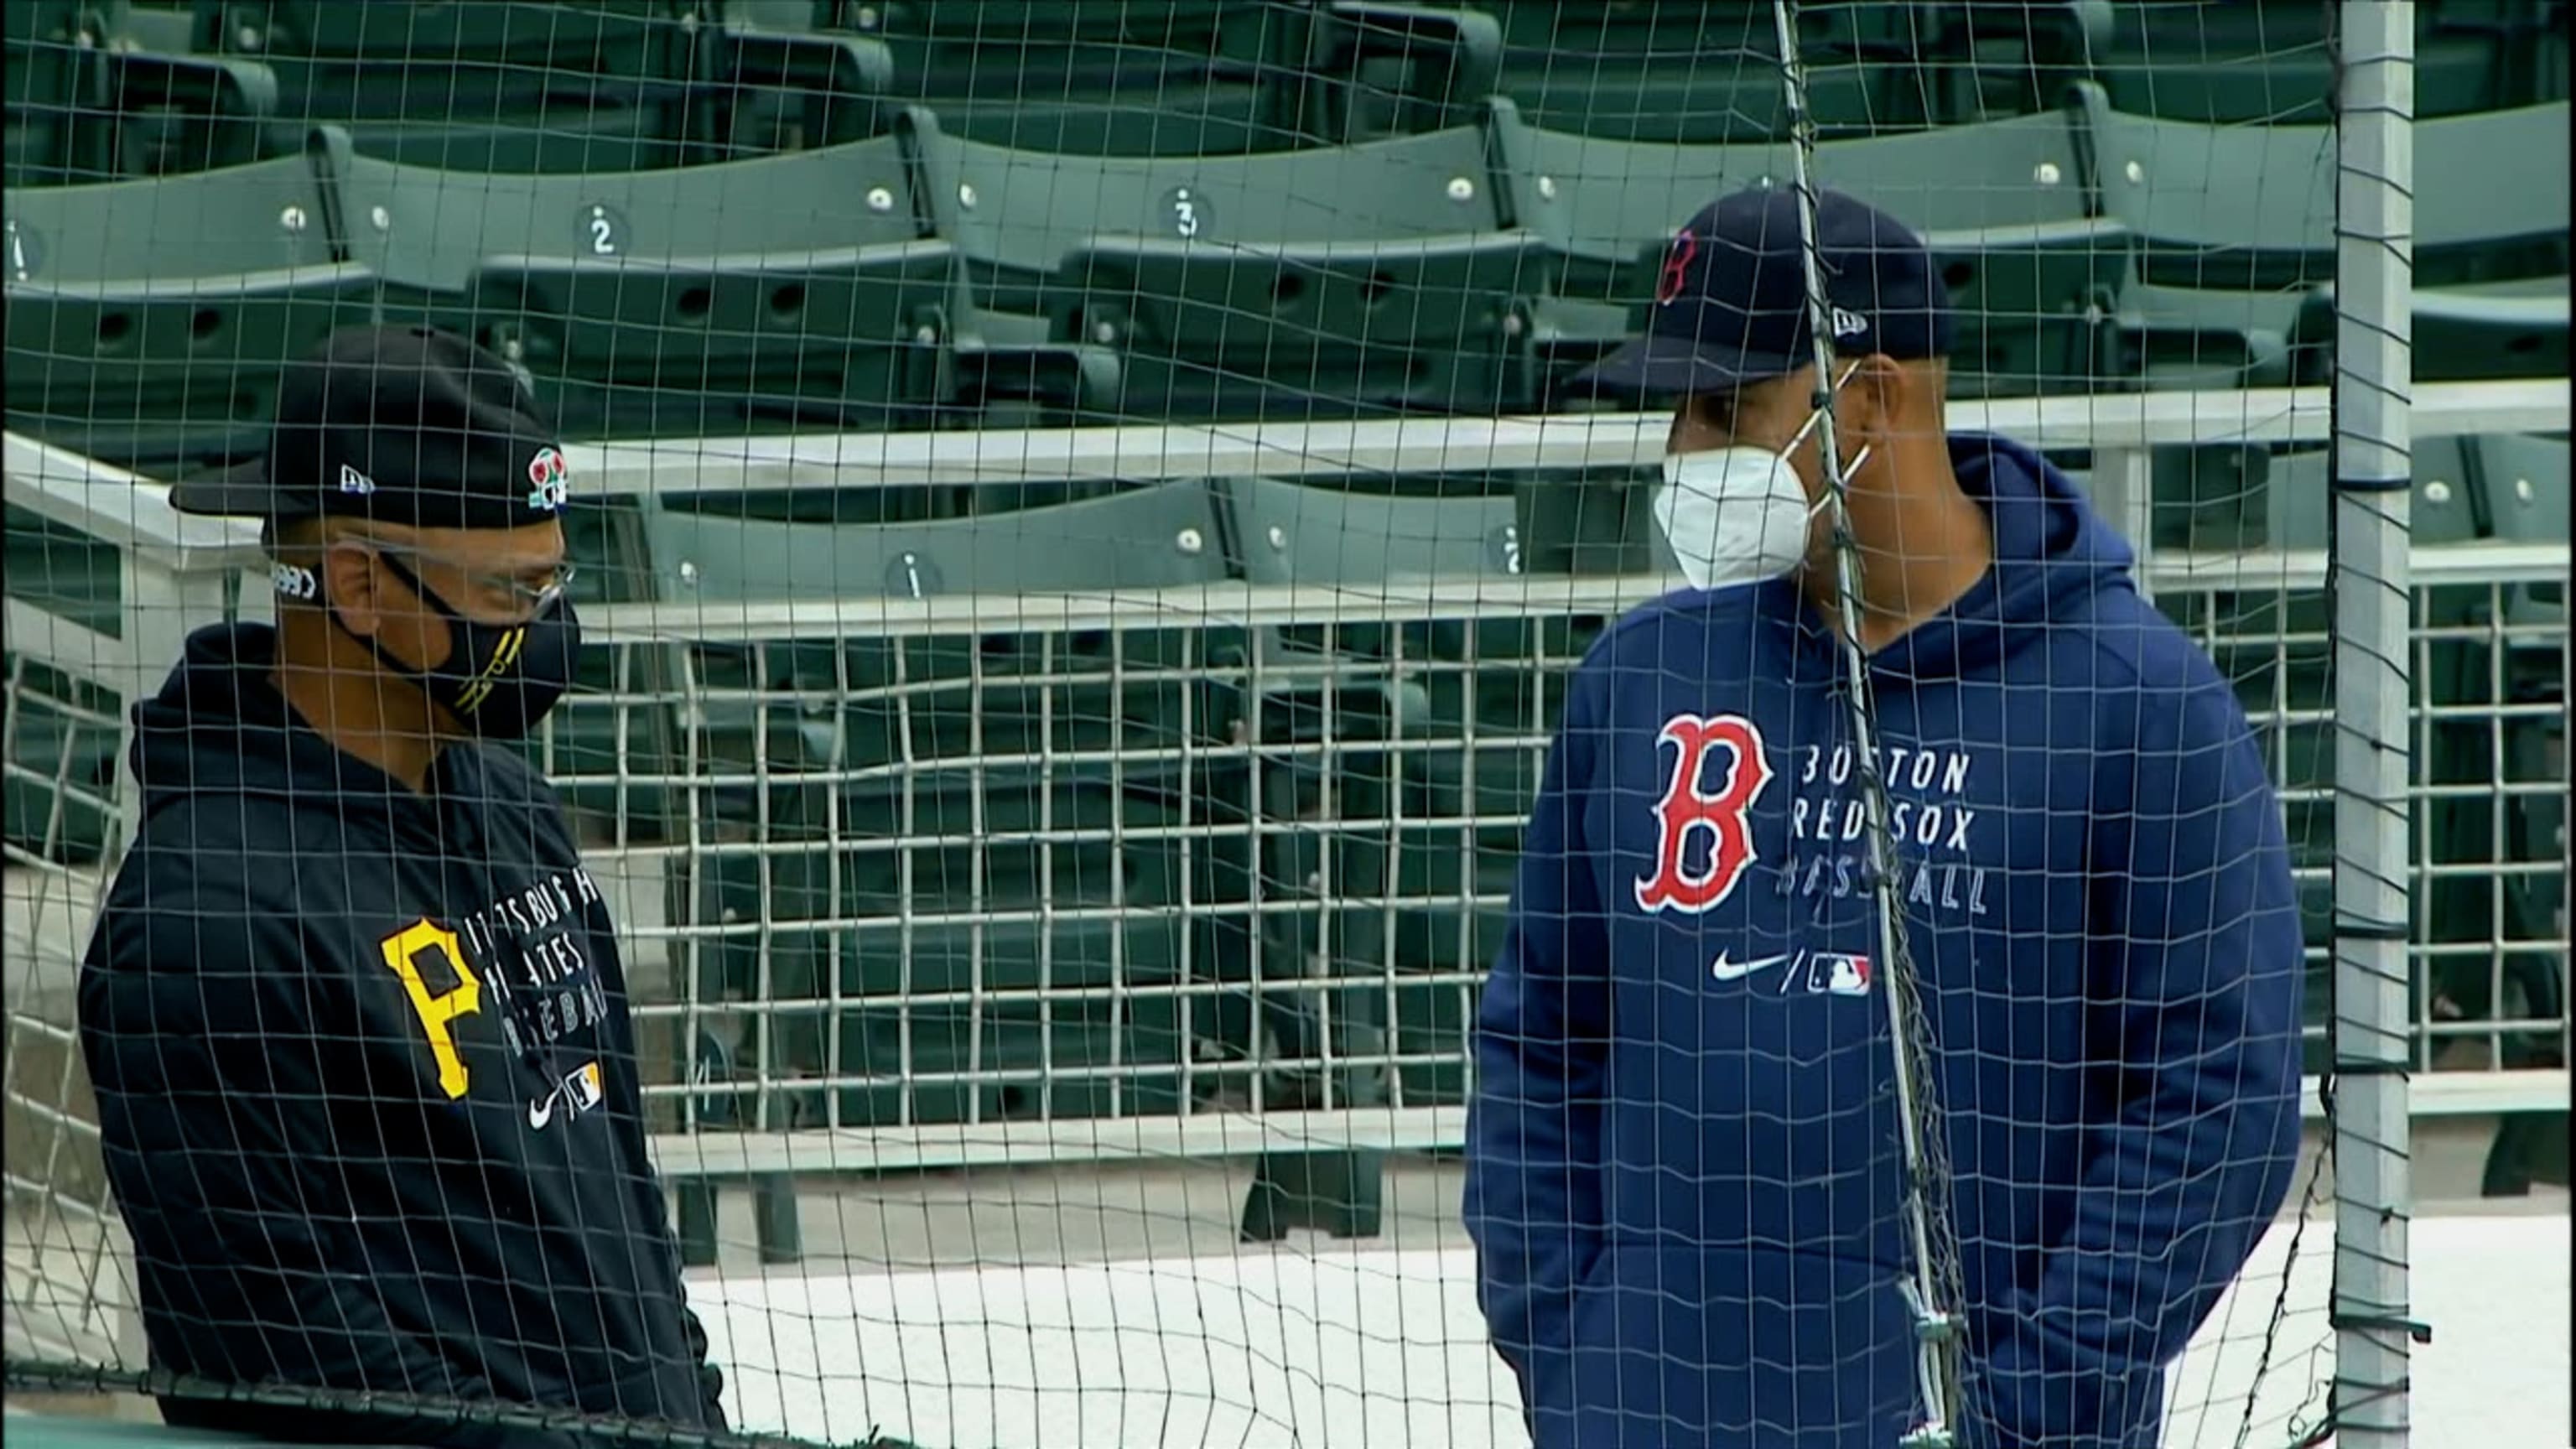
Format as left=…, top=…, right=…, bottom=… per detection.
left=171, top=325, right=575, bottom=531
left=1575, top=185, right=1953, bottom=397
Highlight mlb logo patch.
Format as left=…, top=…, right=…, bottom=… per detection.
left=565, top=1060, right=605, bottom=1111
left=1805, top=952, right=1873, bottom=997
left=525, top=447, right=571, bottom=512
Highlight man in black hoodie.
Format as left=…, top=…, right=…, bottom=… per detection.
left=77, top=325, right=729, bottom=1446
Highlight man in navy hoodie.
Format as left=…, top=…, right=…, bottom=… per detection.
left=1462, top=188, right=2307, bottom=1449
left=80, top=327, right=727, bottom=1444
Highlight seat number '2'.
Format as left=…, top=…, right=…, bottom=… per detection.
left=379, top=919, right=484, bottom=1100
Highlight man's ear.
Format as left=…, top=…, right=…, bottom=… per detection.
left=1841, top=353, right=1909, bottom=441
left=318, top=538, right=385, bottom=637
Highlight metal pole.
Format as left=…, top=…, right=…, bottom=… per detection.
left=1770, top=3, right=1965, bottom=1443
left=2329, top=5, right=2422, bottom=1448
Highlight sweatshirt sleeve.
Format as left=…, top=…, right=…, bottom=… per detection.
left=1979, top=673, right=2307, bottom=1448
left=1461, top=656, right=1615, bottom=1420
left=78, top=849, right=454, bottom=1409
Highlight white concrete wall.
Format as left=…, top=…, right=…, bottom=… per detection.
left=696, top=1210, right=2572, bottom=1449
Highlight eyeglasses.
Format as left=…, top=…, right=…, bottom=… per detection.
left=336, top=538, right=579, bottom=615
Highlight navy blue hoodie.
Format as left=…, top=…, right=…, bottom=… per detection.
left=1462, top=434, right=2305, bottom=1449
left=80, top=623, right=724, bottom=1445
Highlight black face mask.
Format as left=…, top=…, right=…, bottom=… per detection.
left=341, top=550, right=582, bottom=742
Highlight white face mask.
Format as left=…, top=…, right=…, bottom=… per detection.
left=1652, top=371, right=1871, bottom=592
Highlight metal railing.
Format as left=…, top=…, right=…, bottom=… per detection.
left=4, top=380, right=2568, bottom=1187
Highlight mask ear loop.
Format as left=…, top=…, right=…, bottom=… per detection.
left=1781, top=362, right=1872, bottom=523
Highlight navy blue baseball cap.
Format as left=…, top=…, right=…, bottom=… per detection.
left=172, top=325, right=574, bottom=532
left=1575, top=185, right=1954, bottom=397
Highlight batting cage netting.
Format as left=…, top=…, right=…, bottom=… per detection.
left=3, top=3, right=2568, bottom=1448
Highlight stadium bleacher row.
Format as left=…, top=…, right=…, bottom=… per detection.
left=5, top=0, right=2571, bottom=463
left=4, top=1, right=2569, bottom=1229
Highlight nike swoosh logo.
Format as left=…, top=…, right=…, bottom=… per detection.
left=527, top=1093, right=558, bottom=1130
left=1711, top=950, right=1793, bottom=982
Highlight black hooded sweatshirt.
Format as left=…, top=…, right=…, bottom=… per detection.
left=78, top=623, right=724, bottom=1446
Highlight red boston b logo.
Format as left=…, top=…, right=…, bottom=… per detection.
left=1633, top=713, right=1774, bottom=914
left=1655, top=230, right=1701, bottom=307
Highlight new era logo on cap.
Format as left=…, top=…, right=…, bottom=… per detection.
left=338, top=464, right=377, bottom=496
left=1576, top=187, right=1953, bottom=397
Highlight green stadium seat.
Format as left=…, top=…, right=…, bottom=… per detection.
left=2471, top=432, right=2573, bottom=646
left=2399, top=432, right=2567, bottom=1087
left=914, top=101, right=1549, bottom=421
left=2262, top=437, right=2483, bottom=553
left=120, top=0, right=199, bottom=50
left=1223, top=472, right=1524, bottom=582
left=688, top=767, right=1210, bottom=1129
left=2080, top=89, right=2572, bottom=387
left=2473, top=435, right=2568, bottom=1076
left=644, top=477, right=1233, bottom=605
left=2291, top=279, right=2572, bottom=386
left=1498, top=93, right=2125, bottom=401
left=788, top=0, right=1502, bottom=158
left=831, top=774, right=1204, bottom=1128
left=648, top=480, right=1246, bottom=810
left=833, top=777, right=1196, bottom=997
left=2475, top=433, right=2573, bottom=544
left=798, top=0, right=1287, bottom=157
left=4, top=2, right=109, bottom=186
left=192, top=0, right=702, bottom=174
left=325, top=122, right=962, bottom=439
left=662, top=482, right=1264, bottom=1125
left=6, top=2, right=279, bottom=185
left=2, top=144, right=378, bottom=472
left=2085, top=0, right=2553, bottom=124
left=1215, top=473, right=1587, bottom=1107
left=1485, top=2, right=2025, bottom=145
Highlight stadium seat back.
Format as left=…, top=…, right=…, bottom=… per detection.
left=918, top=112, right=1512, bottom=288
left=2078, top=86, right=2334, bottom=290
left=2088, top=0, right=2521, bottom=124
left=2263, top=438, right=2482, bottom=553
left=1504, top=100, right=2096, bottom=278
left=644, top=479, right=1231, bottom=601
left=2292, top=281, right=2572, bottom=386
left=4, top=1, right=106, bottom=185
left=6, top=145, right=338, bottom=283
left=2472, top=432, right=2574, bottom=552
left=204, top=0, right=682, bottom=61
left=833, top=775, right=1197, bottom=995
left=2085, top=91, right=2570, bottom=285
left=3, top=143, right=377, bottom=468
left=649, top=482, right=1247, bottom=781
left=832, top=0, right=1280, bottom=157
left=199, top=0, right=698, bottom=174
left=10, top=3, right=281, bottom=184
left=1223, top=475, right=1524, bottom=584
left=1018, top=117, right=1540, bottom=418
left=1488, top=1, right=1933, bottom=144
left=332, top=127, right=959, bottom=435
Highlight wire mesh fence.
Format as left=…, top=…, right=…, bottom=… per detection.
left=3, top=3, right=2570, bottom=1448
